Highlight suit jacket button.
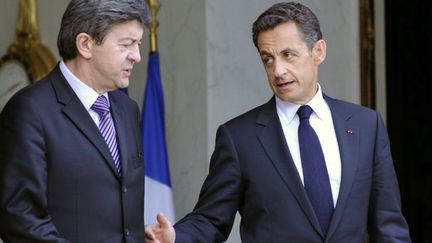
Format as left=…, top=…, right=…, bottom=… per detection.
left=122, top=186, right=127, bottom=193
left=124, top=228, right=130, bottom=236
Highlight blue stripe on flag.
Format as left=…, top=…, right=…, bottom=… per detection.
left=141, top=52, right=171, bottom=186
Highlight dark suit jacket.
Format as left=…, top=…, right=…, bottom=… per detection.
left=174, top=96, right=411, bottom=243
left=0, top=65, right=145, bottom=243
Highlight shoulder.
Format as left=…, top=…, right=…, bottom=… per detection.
left=215, top=98, right=276, bottom=139
left=8, top=65, right=63, bottom=104
left=324, top=95, right=384, bottom=129
left=325, top=95, right=378, bottom=116
left=225, top=100, right=272, bottom=127
left=109, top=90, right=138, bottom=106
left=109, top=90, right=140, bottom=114
left=0, top=78, right=53, bottom=139
left=2, top=72, right=56, bottom=117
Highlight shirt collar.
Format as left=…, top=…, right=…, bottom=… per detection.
left=59, top=60, right=109, bottom=110
left=307, top=84, right=327, bottom=121
left=275, top=83, right=328, bottom=124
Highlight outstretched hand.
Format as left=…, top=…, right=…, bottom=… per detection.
left=145, top=213, right=175, bottom=243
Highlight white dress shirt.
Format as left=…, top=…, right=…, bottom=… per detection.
left=59, top=60, right=109, bottom=126
left=276, top=85, right=341, bottom=207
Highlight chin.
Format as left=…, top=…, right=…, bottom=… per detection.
left=118, top=80, right=130, bottom=89
left=277, top=95, right=296, bottom=103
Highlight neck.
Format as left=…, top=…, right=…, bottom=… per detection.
left=64, top=59, right=107, bottom=94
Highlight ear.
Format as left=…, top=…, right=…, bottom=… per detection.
left=312, top=39, right=326, bottom=65
left=75, top=33, right=94, bottom=59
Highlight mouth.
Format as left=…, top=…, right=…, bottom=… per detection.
left=276, top=80, right=295, bottom=88
left=273, top=79, right=296, bottom=95
left=122, top=68, right=132, bottom=77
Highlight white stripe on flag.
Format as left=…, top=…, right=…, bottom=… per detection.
left=144, top=176, right=176, bottom=224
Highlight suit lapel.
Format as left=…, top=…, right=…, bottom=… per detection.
left=256, top=97, right=324, bottom=236
left=324, top=96, right=359, bottom=239
left=50, top=66, right=121, bottom=180
left=109, top=92, right=129, bottom=177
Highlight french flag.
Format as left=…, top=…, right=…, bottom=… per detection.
left=141, top=52, right=175, bottom=224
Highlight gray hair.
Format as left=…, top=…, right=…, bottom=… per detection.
left=58, top=0, right=150, bottom=61
left=252, top=2, right=322, bottom=50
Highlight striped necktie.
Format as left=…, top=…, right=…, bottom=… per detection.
left=91, top=95, right=122, bottom=175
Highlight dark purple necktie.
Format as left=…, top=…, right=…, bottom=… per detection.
left=297, top=105, right=333, bottom=234
left=91, top=95, right=121, bottom=175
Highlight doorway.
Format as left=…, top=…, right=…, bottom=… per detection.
left=386, top=1, right=432, bottom=242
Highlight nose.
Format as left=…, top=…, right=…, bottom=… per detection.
left=128, top=45, right=141, bottom=63
left=273, top=59, right=287, bottom=78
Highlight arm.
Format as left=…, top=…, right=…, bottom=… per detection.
left=0, top=95, right=69, bottom=242
left=174, top=124, right=242, bottom=243
left=368, top=113, right=411, bottom=243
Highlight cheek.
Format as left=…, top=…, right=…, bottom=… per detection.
left=264, top=67, right=274, bottom=81
left=266, top=77, right=277, bottom=93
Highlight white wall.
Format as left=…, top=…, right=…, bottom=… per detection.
left=155, top=0, right=209, bottom=223
left=0, top=1, right=360, bottom=242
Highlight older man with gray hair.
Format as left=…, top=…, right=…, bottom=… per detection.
left=0, top=0, right=149, bottom=242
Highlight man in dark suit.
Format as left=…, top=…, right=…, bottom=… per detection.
left=0, top=0, right=149, bottom=242
left=146, top=2, right=411, bottom=243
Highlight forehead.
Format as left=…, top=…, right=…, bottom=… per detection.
left=257, top=22, right=307, bottom=51
left=104, top=20, right=144, bottom=39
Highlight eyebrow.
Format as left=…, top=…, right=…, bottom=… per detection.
left=260, top=47, right=300, bottom=56
left=119, top=37, right=142, bottom=42
left=259, top=50, right=272, bottom=56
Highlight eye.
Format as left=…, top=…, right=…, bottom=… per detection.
left=119, top=39, right=136, bottom=48
left=282, top=51, right=294, bottom=59
left=261, top=55, right=274, bottom=66
left=122, top=42, right=132, bottom=47
left=120, top=40, right=142, bottom=49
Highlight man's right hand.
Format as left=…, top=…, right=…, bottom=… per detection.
left=145, top=213, right=175, bottom=243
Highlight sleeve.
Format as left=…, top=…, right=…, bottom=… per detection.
left=174, top=124, right=242, bottom=243
left=368, top=112, right=411, bottom=243
left=0, top=95, right=69, bottom=243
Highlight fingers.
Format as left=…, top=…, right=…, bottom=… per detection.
left=145, top=213, right=175, bottom=243
left=145, top=225, right=156, bottom=240
left=156, top=212, right=172, bottom=229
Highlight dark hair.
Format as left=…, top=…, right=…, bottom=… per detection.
left=252, top=2, right=322, bottom=50
left=58, top=0, right=150, bottom=61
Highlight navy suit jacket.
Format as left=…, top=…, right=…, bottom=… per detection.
left=174, top=96, right=410, bottom=243
left=0, top=65, right=145, bottom=243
